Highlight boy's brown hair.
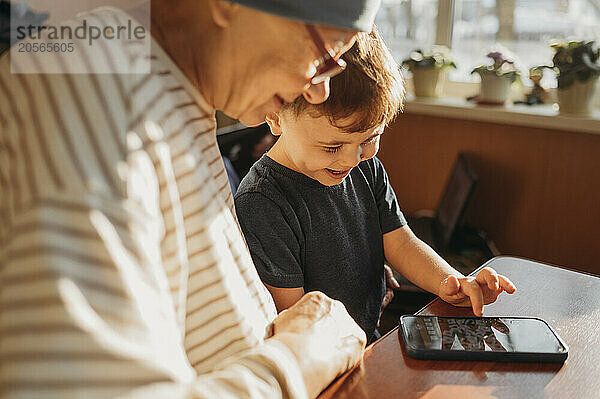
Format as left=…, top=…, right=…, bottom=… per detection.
left=283, top=26, right=405, bottom=133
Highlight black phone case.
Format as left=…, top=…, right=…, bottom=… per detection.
left=399, top=315, right=568, bottom=363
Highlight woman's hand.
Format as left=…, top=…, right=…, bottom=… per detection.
left=269, top=291, right=366, bottom=398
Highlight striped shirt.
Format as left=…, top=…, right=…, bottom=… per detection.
left=0, top=7, right=306, bottom=399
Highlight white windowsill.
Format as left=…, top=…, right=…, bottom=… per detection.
left=403, top=96, right=600, bottom=135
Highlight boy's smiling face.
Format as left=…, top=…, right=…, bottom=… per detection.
left=266, top=110, right=384, bottom=186
left=262, top=27, right=404, bottom=187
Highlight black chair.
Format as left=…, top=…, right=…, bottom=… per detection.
left=396, top=153, right=499, bottom=290
left=407, top=153, right=478, bottom=254
left=217, top=122, right=274, bottom=192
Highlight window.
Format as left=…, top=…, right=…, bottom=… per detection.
left=375, top=0, right=439, bottom=61
left=377, top=0, right=600, bottom=87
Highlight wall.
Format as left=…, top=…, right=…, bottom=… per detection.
left=379, top=113, right=600, bottom=275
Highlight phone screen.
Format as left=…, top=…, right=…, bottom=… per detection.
left=401, top=316, right=567, bottom=354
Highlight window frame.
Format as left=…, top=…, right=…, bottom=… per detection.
left=434, top=0, right=455, bottom=47
left=422, top=0, right=600, bottom=109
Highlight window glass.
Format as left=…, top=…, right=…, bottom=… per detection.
left=451, top=0, right=600, bottom=86
left=375, top=0, right=439, bottom=61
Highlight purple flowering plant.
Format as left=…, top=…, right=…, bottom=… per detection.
left=472, top=47, right=521, bottom=83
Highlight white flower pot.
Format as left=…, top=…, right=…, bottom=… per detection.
left=412, top=68, right=448, bottom=98
left=478, top=73, right=513, bottom=104
left=557, top=77, right=599, bottom=116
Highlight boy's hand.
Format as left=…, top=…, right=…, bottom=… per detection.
left=378, top=265, right=400, bottom=327
left=438, top=267, right=516, bottom=316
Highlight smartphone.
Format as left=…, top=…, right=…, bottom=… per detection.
left=399, top=315, right=568, bottom=363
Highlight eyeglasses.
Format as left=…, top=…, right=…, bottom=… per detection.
left=304, top=23, right=347, bottom=85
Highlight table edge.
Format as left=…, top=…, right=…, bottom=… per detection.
left=372, top=255, right=600, bottom=349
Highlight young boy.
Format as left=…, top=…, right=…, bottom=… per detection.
left=235, top=29, right=516, bottom=343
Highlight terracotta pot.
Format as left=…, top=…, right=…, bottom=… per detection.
left=477, top=73, right=513, bottom=104
left=411, top=67, right=448, bottom=98
left=557, top=76, right=599, bottom=116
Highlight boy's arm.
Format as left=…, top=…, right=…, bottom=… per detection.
left=383, top=225, right=516, bottom=315
left=265, top=284, right=305, bottom=312
left=383, top=225, right=463, bottom=295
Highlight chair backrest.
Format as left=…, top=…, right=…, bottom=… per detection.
left=433, top=153, right=478, bottom=252
left=217, top=123, right=272, bottom=178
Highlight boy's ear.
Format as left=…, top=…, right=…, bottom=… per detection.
left=207, top=0, right=238, bottom=28
left=265, top=112, right=283, bottom=136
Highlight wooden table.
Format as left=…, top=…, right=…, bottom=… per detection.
left=319, top=256, right=600, bottom=399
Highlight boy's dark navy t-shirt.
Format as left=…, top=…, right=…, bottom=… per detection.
left=234, top=154, right=407, bottom=340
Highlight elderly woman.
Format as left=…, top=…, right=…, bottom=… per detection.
left=0, top=0, right=381, bottom=398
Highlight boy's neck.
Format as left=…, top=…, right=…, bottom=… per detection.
left=267, top=139, right=301, bottom=174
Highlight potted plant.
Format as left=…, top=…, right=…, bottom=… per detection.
left=472, top=49, right=521, bottom=105
left=541, top=41, right=600, bottom=116
left=402, top=46, right=456, bottom=98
